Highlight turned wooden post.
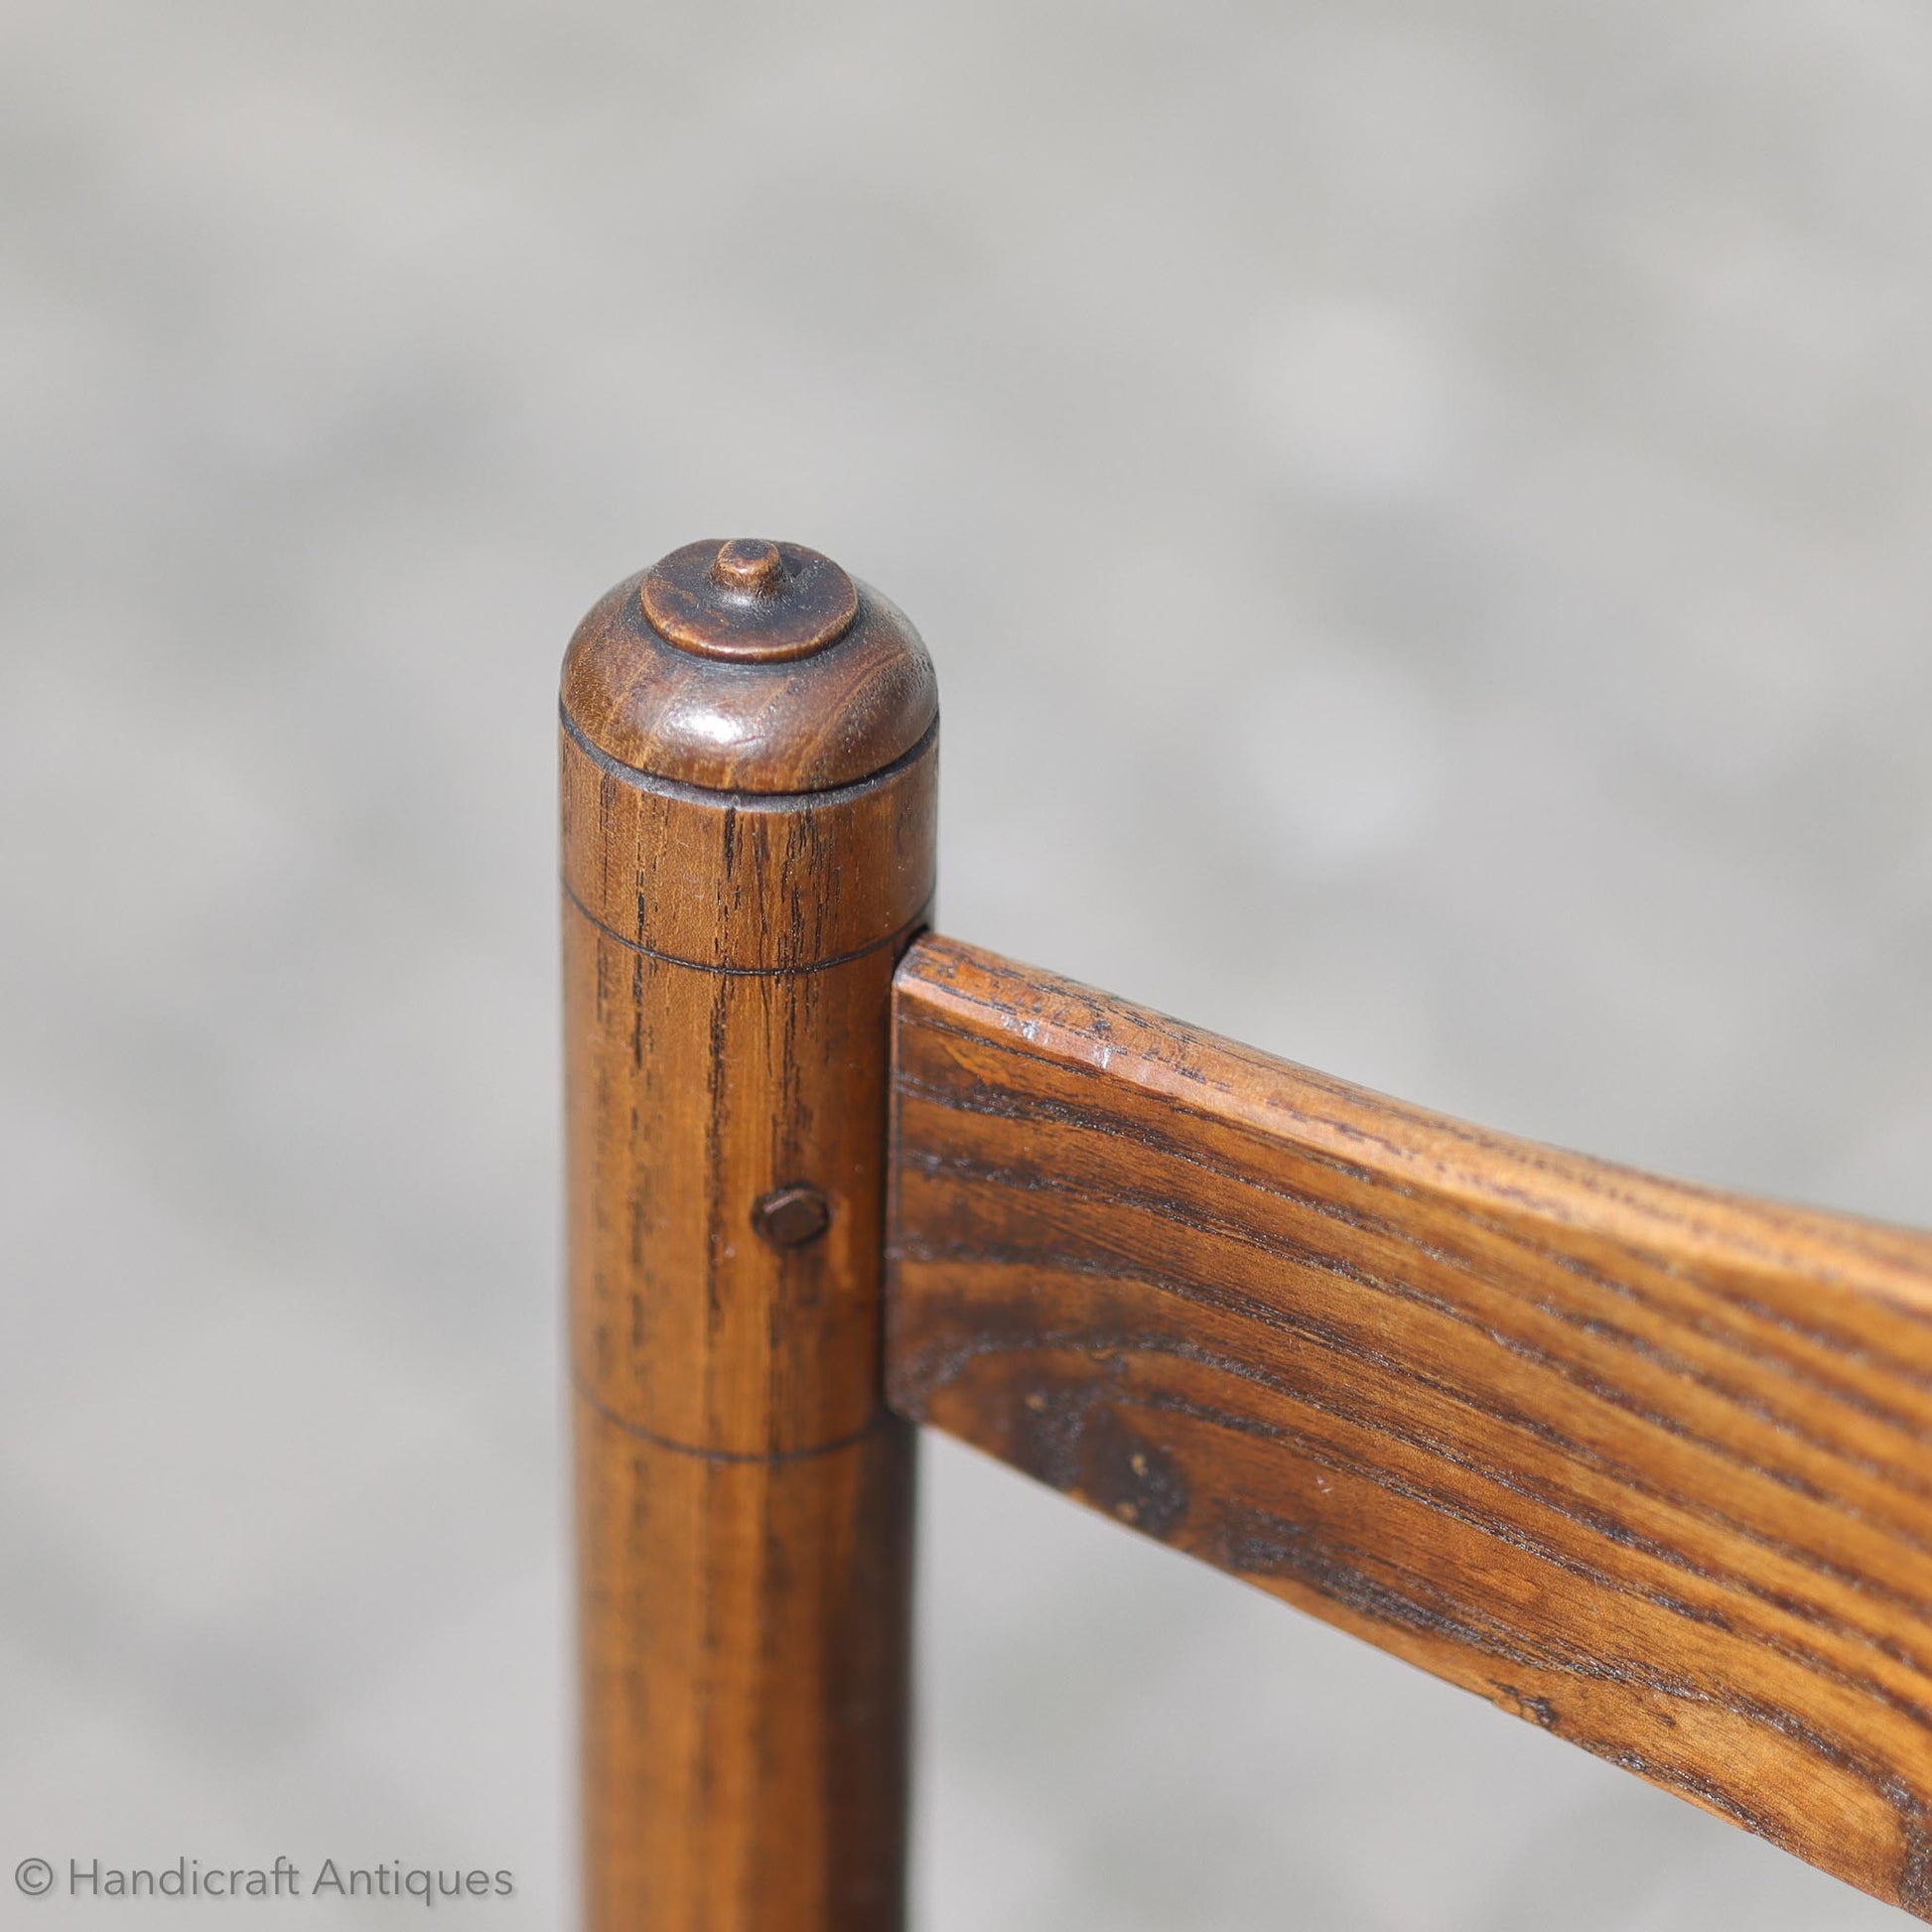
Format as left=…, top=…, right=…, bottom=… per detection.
left=560, top=539, right=937, bottom=1931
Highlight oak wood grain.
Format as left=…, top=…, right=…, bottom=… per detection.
left=564, top=541, right=936, bottom=1931
left=886, top=933, right=1932, bottom=1919
left=562, top=543, right=937, bottom=795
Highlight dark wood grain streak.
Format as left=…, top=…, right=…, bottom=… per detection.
left=886, top=933, right=1932, bottom=1919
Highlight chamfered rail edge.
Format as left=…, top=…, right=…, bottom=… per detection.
left=886, top=931, right=1932, bottom=1922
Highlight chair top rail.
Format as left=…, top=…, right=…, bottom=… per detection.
left=886, top=931, right=1932, bottom=1920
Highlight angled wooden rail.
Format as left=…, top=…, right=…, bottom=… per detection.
left=562, top=536, right=1932, bottom=1930
left=888, top=935, right=1932, bottom=1920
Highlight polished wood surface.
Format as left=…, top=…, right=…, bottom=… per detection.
left=564, top=539, right=936, bottom=1930
left=562, top=539, right=938, bottom=794
left=887, top=933, right=1932, bottom=1919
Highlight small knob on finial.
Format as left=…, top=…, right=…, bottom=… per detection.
left=711, top=538, right=785, bottom=598
left=639, top=537, right=860, bottom=662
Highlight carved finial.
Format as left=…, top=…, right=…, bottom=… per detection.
left=639, top=537, right=860, bottom=663
left=709, top=538, right=785, bottom=598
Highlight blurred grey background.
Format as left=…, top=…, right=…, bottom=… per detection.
left=3, top=0, right=1929, bottom=1925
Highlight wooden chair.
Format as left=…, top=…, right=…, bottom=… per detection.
left=561, top=538, right=1932, bottom=1930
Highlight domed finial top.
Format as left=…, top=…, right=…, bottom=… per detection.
left=561, top=537, right=937, bottom=793
left=640, top=537, right=860, bottom=662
